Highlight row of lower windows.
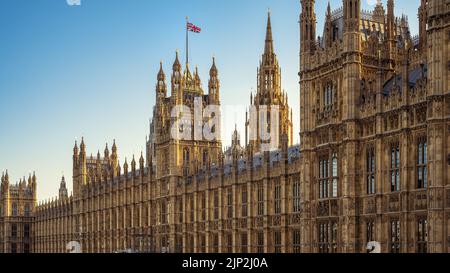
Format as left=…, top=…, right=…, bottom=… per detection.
left=365, top=218, right=428, bottom=253
left=367, top=140, right=428, bottom=195
left=9, top=243, right=30, bottom=254
left=0, top=203, right=32, bottom=217
left=316, top=219, right=428, bottom=253
left=9, top=224, right=30, bottom=239
left=172, top=231, right=302, bottom=253
left=319, top=139, right=428, bottom=200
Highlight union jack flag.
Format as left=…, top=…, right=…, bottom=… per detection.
left=187, top=22, right=201, bottom=33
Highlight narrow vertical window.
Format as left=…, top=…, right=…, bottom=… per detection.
left=241, top=187, right=248, bottom=218
left=213, top=190, right=219, bottom=220
left=274, top=231, right=282, bottom=253
left=293, top=176, right=301, bottom=213
left=331, top=222, right=338, bottom=253
left=257, top=231, right=265, bottom=253
left=227, top=233, right=233, bottom=253
left=366, top=220, right=375, bottom=243
left=227, top=188, right=233, bottom=219
left=293, top=229, right=301, bottom=253
left=417, top=137, right=428, bottom=189
left=201, top=193, right=206, bottom=221
left=390, top=142, right=400, bottom=192
left=178, top=199, right=183, bottom=224
left=331, top=153, right=338, bottom=198
left=366, top=147, right=376, bottom=195
left=417, top=218, right=428, bottom=253
left=319, top=156, right=329, bottom=199
left=241, top=232, right=248, bottom=253
left=274, top=180, right=281, bottom=215
left=390, top=219, right=400, bottom=253
left=190, top=195, right=194, bottom=223
left=257, top=183, right=264, bottom=216
left=318, top=222, right=330, bottom=253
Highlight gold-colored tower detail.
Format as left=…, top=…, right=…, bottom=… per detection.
left=151, top=52, right=222, bottom=179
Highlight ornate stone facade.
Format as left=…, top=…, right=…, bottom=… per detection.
left=0, top=1, right=448, bottom=253
left=299, top=0, right=449, bottom=253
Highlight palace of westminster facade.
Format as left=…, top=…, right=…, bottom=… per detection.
left=0, top=0, right=449, bottom=253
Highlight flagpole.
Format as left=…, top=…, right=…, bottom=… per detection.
left=186, top=16, right=189, bottom=66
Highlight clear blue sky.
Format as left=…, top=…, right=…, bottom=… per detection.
left=0, top=0, right=419, bottom=201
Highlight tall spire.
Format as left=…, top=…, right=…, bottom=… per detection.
left=264, top=10, right=274, bottom=55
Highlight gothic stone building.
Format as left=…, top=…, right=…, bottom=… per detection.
left=1, top=0, right=449, bottom=254
left=30, top=13, right=300, bottom=254
left=0, top=172, right=36, bottom=253
left=299, top=0, right=449, bottom=253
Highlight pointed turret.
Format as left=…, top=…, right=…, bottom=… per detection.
left=139, top=152, right=145, bottom=170
left=111, top=140, right=119, bottom=176
left=80, top=137, right=86, bottom=156
left=131, top=155, right=136, bottom=174
left=173, top=50, right=181, bottom=72
left=156, top=61, right=167, bottom=100
left=59, top=176, right=68, bottom=199
left=264, top=11, right=274, bottom=56
left=5, top=170, right=9, bottom=184
left=325, top=2, right=333, bottom=48
left=208, top=57, right=220, bottom=104
left=157, top=61, right=165, bottom=81
left=194, top=65, right=201, bottom=89
left=123, top=158, right=129, bottom=175
left=231, top=124, right=240, bottom=148
left=73, top=140, right=79, bottom=157
left=112, top=140, right=117, bottom=155
left=172, top=51, right=183, bottom=101
left=104, top=143, right=110, bottom=159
